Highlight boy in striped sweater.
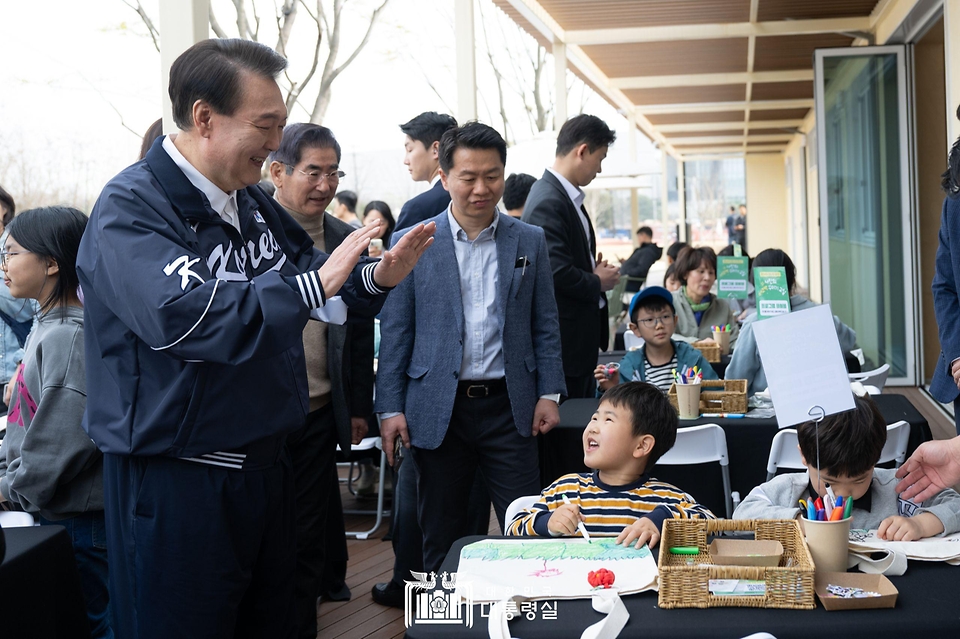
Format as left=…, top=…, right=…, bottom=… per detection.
left=507, top=382, right=714, bottom=548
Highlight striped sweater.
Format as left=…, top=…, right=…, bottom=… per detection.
left=506, top=471, right=715, bottom=537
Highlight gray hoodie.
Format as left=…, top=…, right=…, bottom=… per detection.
left=0, top=306, right=102, bottom=520
left=734, top=468, right=960, bottom=536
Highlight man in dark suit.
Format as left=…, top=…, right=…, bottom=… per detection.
left=268, top=123, right=376, bottom=639
left=522, top=114, right=620, bottom=399
left=377, top=122, right=566, bottom=574
left=395, top=111, right=458, bottom=231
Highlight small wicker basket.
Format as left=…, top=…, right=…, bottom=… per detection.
left=692, top=341, right=721, bottom=362
left=658, top=518, right=816, bottom=609
left=668, top=379, right=748, bottom=414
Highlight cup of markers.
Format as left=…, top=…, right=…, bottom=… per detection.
left=673, top=366, right=702, bottom=419
left=799, top=489, right=853, bottom=574
left=711, top=324, right=732, bottom=355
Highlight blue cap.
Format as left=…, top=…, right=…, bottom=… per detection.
left=628, top=286, right=675, bottom=320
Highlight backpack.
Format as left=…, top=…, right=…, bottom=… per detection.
left=0, top=309, right=32, bottom=348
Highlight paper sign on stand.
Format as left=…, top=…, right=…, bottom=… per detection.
left=752, top=305, right=855, bottom=428
left=754, top=267, right=791, bottom=319
left=717, top=256, right=749, bottom=299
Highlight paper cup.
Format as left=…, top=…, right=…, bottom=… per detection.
left=675, top=383, right=701, bottom=419
left=801, top=516, right=851, bottom=574
left=712, top=330, right=731, bottom=355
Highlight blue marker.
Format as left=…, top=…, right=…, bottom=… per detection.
left=807, top=501, right=816, bottom=520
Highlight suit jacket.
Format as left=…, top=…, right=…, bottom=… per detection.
left=932, top=197, right=960, bottom=403
left=521, top=170, right=608, bottom=377
left=323, top=214, right=375, bottom=450
left=375, top=211, right=566, bottom=449
left=395, top=180, right=451, bottom=232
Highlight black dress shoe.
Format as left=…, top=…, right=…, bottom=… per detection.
left=324, top=582, right=352, bottom=602
left=371, top=581, right=404, bottom=608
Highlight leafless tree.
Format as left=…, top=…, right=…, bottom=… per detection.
left=123, top=0, right=390, bottom=124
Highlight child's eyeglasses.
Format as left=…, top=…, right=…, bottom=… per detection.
left=0, top=250, right=31, bottom=267
left=635, top=315, right=674, bottom=328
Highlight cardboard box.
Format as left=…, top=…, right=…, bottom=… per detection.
left=708, top=539, right=784, bottom=567
left=815, top=572, right=898, bottom=611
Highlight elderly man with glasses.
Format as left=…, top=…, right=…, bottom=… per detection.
left=266, top=123, right=377, bottom=638
left=77, top=39, right=435, bottom=638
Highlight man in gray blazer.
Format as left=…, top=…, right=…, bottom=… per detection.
left=376, top=122, right=566, bottom=573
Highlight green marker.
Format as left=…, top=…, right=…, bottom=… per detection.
left=843, top=495, right=853, bottom=519
left=669, top=546, right=700, bottom=555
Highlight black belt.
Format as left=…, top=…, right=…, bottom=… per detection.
left=456, top=378, right=507, bottom=398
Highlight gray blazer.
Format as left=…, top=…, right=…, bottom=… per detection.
left=375, top=211, right=566, bottom=450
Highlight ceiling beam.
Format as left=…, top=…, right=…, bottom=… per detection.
left=564, top=16, right=872, bottom=45
left=657, top=119, right=804, bottom=133
left=637, top=99, right=813, bottom=114
left=612, top=69, right=812, bottom=90
left=668, top=134, right=793, bottom=145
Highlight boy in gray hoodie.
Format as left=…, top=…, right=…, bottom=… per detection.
left=735, top=395, right=960, bottom=540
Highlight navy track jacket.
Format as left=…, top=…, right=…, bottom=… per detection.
left=77, top=138, right=385, bottom=458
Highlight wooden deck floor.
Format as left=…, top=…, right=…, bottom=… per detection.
left=319, top=388, right=956, bottom=638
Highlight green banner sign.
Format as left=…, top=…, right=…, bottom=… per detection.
left=754, top=266, right=791, bottom=320
left=717, top=256, right=749, bottom=299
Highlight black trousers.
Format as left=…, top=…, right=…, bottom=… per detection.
left=287, top=404, right=349, bottom=639
left=103, top=453, right=296, bottom=639
left=412, top=388, right=540, bottom=574
left=388, top=450, right=491, bottom=587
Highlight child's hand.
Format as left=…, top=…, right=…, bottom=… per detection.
left=593, top=364, right=619, bottom=391
left=547, top=503, right=584, bottom=536
left=878, top=513, right=943, bottom=541
left=616, top=517, right=660, bottom=549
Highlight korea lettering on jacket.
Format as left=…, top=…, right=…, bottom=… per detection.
left=77, top=142, right=385, bottom=462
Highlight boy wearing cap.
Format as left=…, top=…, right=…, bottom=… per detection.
left=595, top=286, right=718, bottom=393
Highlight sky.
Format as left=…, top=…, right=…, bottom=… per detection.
left=0, top=0, right=658, bottom=212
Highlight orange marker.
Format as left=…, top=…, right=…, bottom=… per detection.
left=829, top=506, right=844, bottom=521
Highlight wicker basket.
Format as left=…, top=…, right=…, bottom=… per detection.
left=658, top=518, right=816, bottom=609
left=692, top=341, right=721, bottom=362
left=668, top=379, right=748, bottom=414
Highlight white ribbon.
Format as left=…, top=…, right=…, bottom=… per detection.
left=848, top=549, right=908, bottom=576
left=487, top=591, right=629, bottom=639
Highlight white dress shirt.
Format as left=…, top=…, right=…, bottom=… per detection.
left=162, top=135, right=241, bottom=233
left=448, top=209, right=504, bottom=381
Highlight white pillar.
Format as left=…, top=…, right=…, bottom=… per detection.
left=677, top=160, right=687, bottom=242
left=945, top=2, right=960, bottom=146
left=628, top=111, right=639, bottom=245
left=553, top=41, right=567, bottom=129
left=454, top=0, right=477, bottom=123
left=660, top=148, right=670, bottom=230
left=160, top=0, right=210, bottom=134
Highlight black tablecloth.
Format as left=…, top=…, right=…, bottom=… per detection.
left=0, top=526, right=90, bottom=638
left=600, top=350, right=860, bottom=378
left=543, top=394, right=931, bottom=517
left=405, top=535, right=960, bottom=638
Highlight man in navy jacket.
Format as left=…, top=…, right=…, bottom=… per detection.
left=77, top=39, right=434, bottom=638
left=376, top=123, right=566, bottom=574
left=395, top=111, right=457, bottom=231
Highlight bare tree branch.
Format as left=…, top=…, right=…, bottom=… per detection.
left=209, top=4, right=229, bottom=38
left=250, top=0, right=261, bottom=39
left=311, top=0, right=390, bottom=123
left=233, top=0, right=250, bottom=40
left=285, top=0, right=324, bottom=114
left=477, top=0, right=511, bottom=144
left=122, top=0, right=160, bottom=52
left=274, top=0, right=299, bottom=54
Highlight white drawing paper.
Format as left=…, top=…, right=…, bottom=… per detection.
left=454, top=538, right=658, bottom=602
left=848, top=529, right=960, bottom=562
left=752, top=304, right=855, bottom=428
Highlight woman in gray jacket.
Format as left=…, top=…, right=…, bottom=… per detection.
left=671, top=246, right=740, bottom=347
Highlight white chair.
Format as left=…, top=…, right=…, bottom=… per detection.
left=849, top=363, right=891, bottom=391
left=623, top=332, right=644, bottom=351
left=0, top=511, right=36, bottom=528
left=505, top=495, right=539, bottom=530
left=657, top=424, right=735, bottom=518
left=337, top=436, right=390, bottom=540
left=765, top=420, right=912, bottom=481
